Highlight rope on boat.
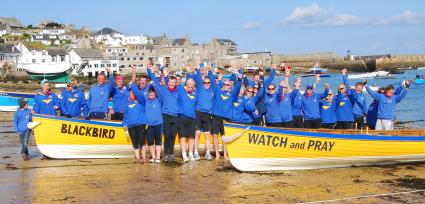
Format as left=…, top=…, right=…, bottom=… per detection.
left=297, top=189, right=425, bottom=204
left=221, top=126, right=250, bottom=143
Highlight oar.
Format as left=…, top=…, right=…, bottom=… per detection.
left=222, top=126, right=250, bottom=143
left=27, top=122, right=41, bottom=129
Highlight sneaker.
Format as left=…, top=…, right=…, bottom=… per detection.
left=149, top=158, right=155, bottom=163
left=189, top=154, right=195, bottom=161
left=182, top=154, right=189, bottom=162
left=164, top=155, right=169, bottom=162
left=193, top=152, right=201, bottom=161
left=205, top=153, right=213, bottom=161
left=169, top=155, right=176, bottom=162
left=155, top=159, right=161, bottom=163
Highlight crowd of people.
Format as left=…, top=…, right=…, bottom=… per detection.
left=14, top=65, right=410, bottom=162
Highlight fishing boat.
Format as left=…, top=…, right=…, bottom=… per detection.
left=415, top=74, right=425, bottom=84
left=223, top=123, right=425, bottom=171
left=347, top=71, right=389, bottom=79
left=302, top=65, right=331, bottom=77
left=0, top=91, right=35, bottom=111
left=31, top=114, right=217, bottom=158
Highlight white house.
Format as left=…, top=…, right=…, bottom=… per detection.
left=0, top=23, right=11, bottom=36
left=40, top=27, right=66, bottom=35
left=123, top=35, right=148, bottom=45
left=93, top=28, right=124, bottom=47
left=70, top=48, right=119, bottom=76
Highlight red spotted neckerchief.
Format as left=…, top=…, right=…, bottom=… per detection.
left=168, top=86, right=176, bottom=92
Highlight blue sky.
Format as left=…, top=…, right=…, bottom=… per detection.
left=2, top=0, right=425, bottom=55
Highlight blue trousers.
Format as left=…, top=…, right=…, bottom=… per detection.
left=19, top=130, right=31, bottom=154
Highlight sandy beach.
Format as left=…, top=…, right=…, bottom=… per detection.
left=1, top=111, right=425, bottom=203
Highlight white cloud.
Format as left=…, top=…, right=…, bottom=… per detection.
left=375, top=10, right=425, bottom=26
left=243, top=21, right=262, bottom=30
left=282, top=3, right=361, bottom=27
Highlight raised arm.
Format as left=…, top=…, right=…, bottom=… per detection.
left=106, top=68, right=115, bottom=93
left=319, top=84, right=330, bottom=99
left=395, top=86, right=408, bottom=103
left=365, top=85, right=380, bottom=100
left=131, top=83, right=146, bottom=106
left=264, top=68, right=276, bottom=88
left=231, top=78, right=243, bottom=102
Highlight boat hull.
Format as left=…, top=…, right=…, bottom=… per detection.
left=415, top=79, right=425, bottom=84
left=224, top=123, right=425, bottom=171
left=0, top=91, right=35, bottom=111
left=27, top=71, right=70, bottom=83
left=32, top=114, right=219, bottom=159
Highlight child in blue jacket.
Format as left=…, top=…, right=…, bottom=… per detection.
left=14, top=98, right=32, bottom=160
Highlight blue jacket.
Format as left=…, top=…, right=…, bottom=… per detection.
left=366, top=86, right=407, bottom=120
left=211, top=71, right=242, bottom=119
left=87, top=74, right=115, bottom=113
left=277, top=87, right=295, bottom=122
left=194, top=69, right=214, bottom=113
left=335, top=92, right=355, bottom=122
left=60, top=89, right=88, bottom=118
left=367, top=100, right=378, bottom=128
left=264, top=92, right=281, bottom=123
left=301, top=89, right=329, bottom=120
left=320, top=99, right=337, bottom=124
left=148, top=69, right=179, bottom=116
left=292, top=92, right=303, bottom=116
left=231, top=96, right=257, bottom=124
left=343, top=75, right=368, bottom=117
left=123, top=100, right=146, bottom=127
left=33, top=90, right=60, bottom=115
left=111, top=85, right=130, bottom=113
left=177, top=85, right=197, bottom=119
left=14, top=108, right=32, bottom=133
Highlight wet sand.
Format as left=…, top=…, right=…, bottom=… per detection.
left=1, top=112, right=425, bottom=203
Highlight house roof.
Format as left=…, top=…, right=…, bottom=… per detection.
left=171, top=38, right=186, bottom=46
left=0, top=17, right=23, bottom=28
left=216, top=39, right=237, bottom=46
left=48, top=48, right=67, bottom=56
left=0, top=44, right=20, bottom=54
left=146, top=36, right=164, bottom=45
left=72, top=48, right=103, bottom=58
left=94, top=28, right=122, bottom=36
left=0, top=23, right=10, bottom=31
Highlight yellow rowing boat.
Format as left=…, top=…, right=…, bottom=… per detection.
left=223, top=123, right=425, bottom=171
left=32, top=114, right=217, bottom=158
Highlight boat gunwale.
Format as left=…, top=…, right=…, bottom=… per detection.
left=33, top=114, right=123, bottom=127
left=225, top=123, right=425, bottom=141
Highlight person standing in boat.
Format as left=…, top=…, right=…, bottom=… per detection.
left=366, top=88, right=385, bottom=130
left=87, top=67, right=115, bottom=120
left=59, top=81, right=88, bottom=119
left=334, top=83, right=355, bottom=130
left=33, top=79, right=60, bottom=116
left=276, top=69, right=298, bottom=128
left=210, top=68, right=242, bottom=160
left=291, top=78, right=304, bottom=128
left=192, top=66, right=214, bottom=161
left=123, top=90, right=147, bottom=163
left=231, top=86, right=259, bottom=124
left=319, top=90, right=337, bottom=129
left=301, top=83, right=330, bottom=129
left=14, top=98, right=32, bottom=160
left=147, top=66, right=179, bottom=162
left=341, top=69, right=368, bottom=129
left=365, top=82, right=409, bottom=130
left=110, top=67, right=137, bottom=120
left=131, top=65, right=150, bottom=101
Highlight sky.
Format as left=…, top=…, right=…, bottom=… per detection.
left=2, top=0, right=425, bottom=55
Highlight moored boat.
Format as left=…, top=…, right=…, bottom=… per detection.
left=347, top=71, right=389, bottom=79
left=223, top=123, right=425, bottom=171
left=0, top=91, right=35, bottom=111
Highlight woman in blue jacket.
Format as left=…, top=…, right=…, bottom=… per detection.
left=301, top=83, right=330, bottom=129
left=320, top=91, right=337, bottom=129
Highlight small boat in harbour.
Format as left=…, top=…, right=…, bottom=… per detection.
left=0, top=91, right=35, bottom=111
left=415, top=74, right=425, bottom=84
left=347, top=71, right=389, bottom=79
left=223, top=123, right=425, bottom=171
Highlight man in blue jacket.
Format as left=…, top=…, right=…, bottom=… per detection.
left=87, top=67, right=115, bottom=120
left=301, top=83, right=330, bottom=129
left=342, top=69, right=368, bottom=129
left=14, top=98, right=32, bottom=160
left=60, top=82, right=88, bottom=118
left=33, top=79, right=60, bottom=115
left=111, top=67, right=136, bottom=121
left=148, top=66, right=179, bottom=162
left=365, top=81, right=409, bottom=130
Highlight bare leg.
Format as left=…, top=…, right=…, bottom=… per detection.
left=223, top=143, right=228, bottom=161
left=134, top=149, right=140, bottom=162
left=195, top=130, right=201, bottom=153
left=180, top=137, right=187, bottom=158
left=140, top=146, right=146, bottom=162
left=155, top=145, right=162, bottom=160
left=204, top=131, right=211, bottom=154
left=188, top=138, right=195, bottom=155
left=149, top=145, right=156, bottom=160
left=213, top=133, right=220, bottom=160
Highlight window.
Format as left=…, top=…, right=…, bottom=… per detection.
left=52, top=57, right=56, bottom=62
left=107, top=64, right=111, bottom=67
left=113, top=63, right=117, bottom=67
left=181, top=49, right=184, bottom=53
left=108, top=49, right=111, bottom=52
left=89, top=64, right=92, bottom=68
left=94, top=64, right=98, bottom=68
left=136, top=53, right=139, bottom=55
left=139, top=57, right=143, bottom=60
left=133, top=57, right=136, bottom=60
left=32, top=59, right=36, bottom=63
left=128, top=65, right=131, bottom=67
left=60, top=55, right=65, bottom=62
left=100, top=64, right=105, bottom=68
left=120, top=58, right=124, bottom=61
left=127, top=57, right=130, bottom=61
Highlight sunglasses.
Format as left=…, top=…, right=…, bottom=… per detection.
left=307, top=87, right=313, bottom=90
left=247, top=90, right=254, bottom=93
left=203, top=81, right=211, bottom=84
left=223, top=84, right=231, bottom=86
left=282, top=86, right=287, bottom=89
left=339, top=87, right=345, bottom=90
left=268, top=88, right=275, bottom=90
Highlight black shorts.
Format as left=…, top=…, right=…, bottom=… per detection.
left=111, top=112, right=124, bottom=121
left=178, top=116, right=196, bottom=138
left=147, top=125, right=162, bottom=146
left=211, top=115, right=225, bottom=135
left=196, top=111, right=212, bottom=132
